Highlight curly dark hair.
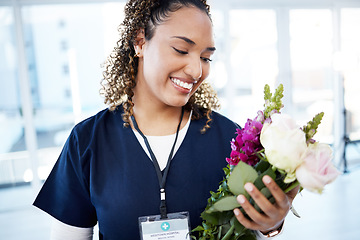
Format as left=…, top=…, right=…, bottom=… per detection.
left=100, top=0, right=220, bottom=133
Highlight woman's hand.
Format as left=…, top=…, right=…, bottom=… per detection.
left=233, top=175, right=300, bottom=233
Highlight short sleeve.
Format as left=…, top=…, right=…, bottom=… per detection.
left=33, top=129, right=97, bottom=228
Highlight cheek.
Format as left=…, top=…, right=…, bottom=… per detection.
left=189, top=79, right=205, bottom=96
left=202, top=63, right=211, bottom=79
left=142, top=43, right=166, bottom=71
left=189, top=64, right=211, bottom=94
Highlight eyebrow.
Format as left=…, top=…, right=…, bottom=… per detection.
left=171, top=36, right=216, bottom=52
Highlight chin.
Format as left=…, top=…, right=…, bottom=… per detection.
left=167, top=99, right=189, bottom=108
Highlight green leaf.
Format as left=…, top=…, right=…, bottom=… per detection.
left=231, top=216, right=245, bottom=235
left=207, top=196, right=241, bottom=213
left=220, top=224, right=235, bottom=240
left=254, top=160, right=270, bottom=173
left=240, top=231, right=257, bottom=240
left=253, top=167, right=276, bottom=190
left=221, top=222, right=232, bottom=235
left=274, top=172, right=289, bottom=190
left=192, top=225, right=204, bottom=232
left=200, top=211, right=219, bottom=225
left=302, top=112, right=324, bottom=142
left=228, top=161, right=258, bottom=197
left=284, top=180, right=300, bottom=193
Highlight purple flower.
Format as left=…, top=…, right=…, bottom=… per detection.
left=235, top=135, right=244, bottom=147
left=226, top=156, right=240, bottom=166
left=255, top=111, right=265, bottom=122
left=239, top=153, right=248, bottom=162
left=230, top=139, right=238, bottom=151
left=226, top=117, right=265, bottom=166
left=270, top=109, right=279, bottom=116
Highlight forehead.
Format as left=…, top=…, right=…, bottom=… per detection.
left=154, top=6, right=214, bottom=46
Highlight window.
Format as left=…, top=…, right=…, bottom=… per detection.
left=0, top=7, right=27, bottom=185
left=2, top=1, right=359, bottom=187
left=289, top=9, right=334, bottom=142
left=341, top=8, right=360, bottom=140
left=211, top=9, right=278, bottom=125
left=0, top=3, right=125, bottom=185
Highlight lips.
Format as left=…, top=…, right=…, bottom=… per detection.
left=170, top=77, right=196, bottom=90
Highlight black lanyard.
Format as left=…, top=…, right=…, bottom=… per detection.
left=131, top=108, right=184, bottom=219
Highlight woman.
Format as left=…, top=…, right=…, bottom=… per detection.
left=34, top=0, right=298, bottom=239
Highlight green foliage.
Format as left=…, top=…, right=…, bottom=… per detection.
left=253, top=166, right=276, bottom=191
left=207, top=196, right=241, bottom=213
left=302, top=112, right=324, bottom=143
left=192, top=84, right=309, bottom=239
left=227, top=162, right=258, bottom=198
left=192, top=160, right=281, bottom=239
left=263, top=84, right=284, bottom=119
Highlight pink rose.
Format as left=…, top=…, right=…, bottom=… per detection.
left=296, top=142, right=341, bottom=193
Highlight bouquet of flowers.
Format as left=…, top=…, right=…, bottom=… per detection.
left=192, top=84, right=340, bottom=240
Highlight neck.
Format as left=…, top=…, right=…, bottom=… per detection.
left=130, top=99, right=189, bottom=136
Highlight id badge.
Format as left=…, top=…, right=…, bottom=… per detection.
left=139, top=211, right=191, bottom=240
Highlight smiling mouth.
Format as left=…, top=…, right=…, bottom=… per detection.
left=171, top=77, right=197, bottom=90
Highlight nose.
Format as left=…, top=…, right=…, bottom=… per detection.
left=184, top=56, right=202, bottom=81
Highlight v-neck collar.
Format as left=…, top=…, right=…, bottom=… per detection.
left=129, top=112, right=192, bottom=170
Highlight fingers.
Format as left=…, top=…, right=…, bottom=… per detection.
left=244, top=181, right=277, bottom=218
left=286, top=185, right=300, bottom=202
left=262, top=175, right=290, bottom=212
left=233, top=175, right=292, bottom=232
left=233, top=195, right=263, bottom=230
left=233, top=184, right=275, bottom=231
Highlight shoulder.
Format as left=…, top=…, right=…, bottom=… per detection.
left=74, top=108, right=118, bottom=130
left=209, top=111, right=239, bottom=137
left=192, top=110, right=239, bottom=139
left=72, top=108, right=122, bottom=135
left=68, top=107, right=124, bottom=148
left=59, top=107, right=127, bottom=169
left=210, top=110, right=239, bottom=129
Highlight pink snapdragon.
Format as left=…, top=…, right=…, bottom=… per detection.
left=226, top=112, right=265, bottom=166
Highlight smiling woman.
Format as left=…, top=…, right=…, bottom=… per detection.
left=133, top=6, right=215, bottom=120
left=33, top=0, right=297, bottom=239
left=100, top=0, right=220, bottom=134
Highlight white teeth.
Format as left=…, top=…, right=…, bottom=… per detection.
left=171, top=78, right=193, bottom=90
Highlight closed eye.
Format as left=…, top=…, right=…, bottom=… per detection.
left=201, top=57, right=212, bottom=63
left=173, top=47, right=212, bottom=63
left=172, top=47, right=188, bottom=55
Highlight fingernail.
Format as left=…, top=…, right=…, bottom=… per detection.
left=237, top=195, right=246, bottom=204
left=234, top=209, right=240, bottom=216
left=244, top=183, right=253, bottom=192
left=263, top=175, right=272, bottom=184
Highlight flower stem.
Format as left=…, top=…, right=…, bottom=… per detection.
left=220, top=224, right=235, bottom=240
left=284, top=180, right=300, bottom=193
left=217, top=226, right=222, bottom=239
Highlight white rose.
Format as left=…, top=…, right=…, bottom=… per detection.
left=260, top=113, right=307, bottom=181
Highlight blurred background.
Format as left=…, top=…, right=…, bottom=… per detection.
left=0, top=0, right=359, bottom=239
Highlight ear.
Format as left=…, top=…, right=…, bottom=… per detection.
left=134, top=29, right=146, bottom=57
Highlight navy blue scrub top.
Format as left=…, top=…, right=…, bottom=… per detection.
left=33, top=107, right=239, bottom=239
